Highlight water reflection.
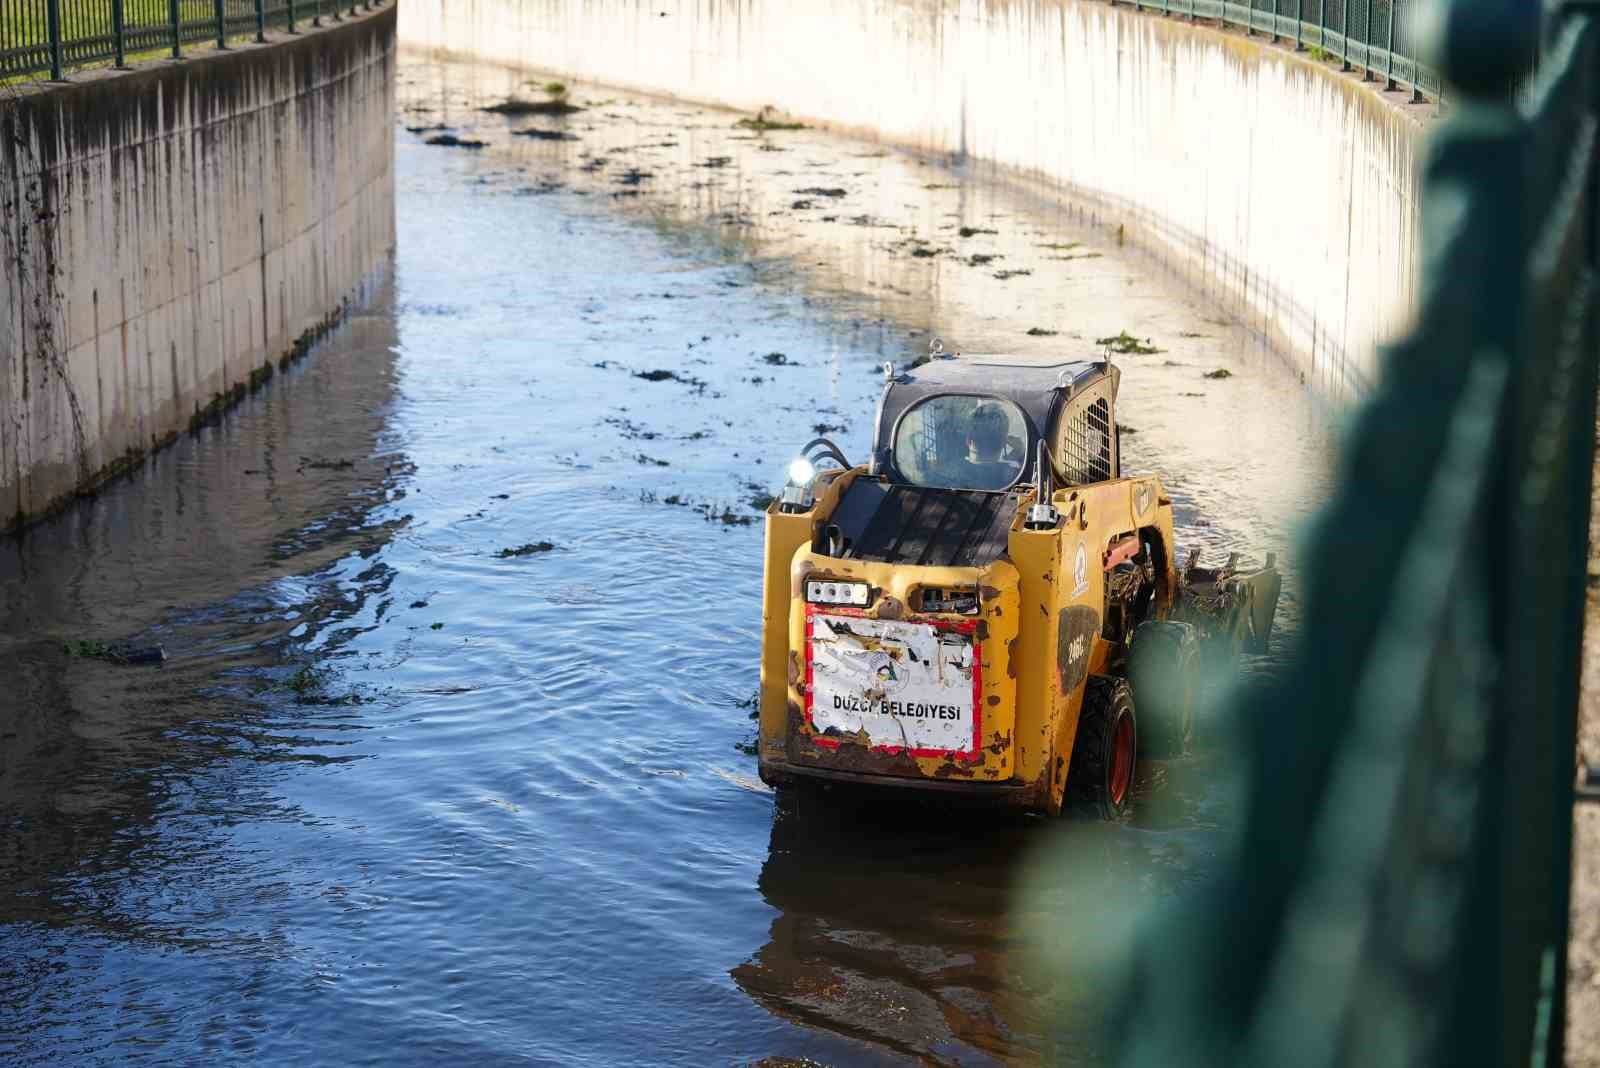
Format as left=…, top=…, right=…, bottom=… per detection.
left=0, top=54, right=1322, bottom=1065
left=0, top=286, right=404, bottom=955
left=738, top=794, right=1042, bottom=1063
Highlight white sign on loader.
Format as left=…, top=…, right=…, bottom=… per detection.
left=807, top=612, right=978, bottom=755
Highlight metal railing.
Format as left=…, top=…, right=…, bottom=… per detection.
left=1, top=0, right=385, bottom=82
left=1110, top=0, right=1440, bottom=102
left=1114, top=3, right=1594, bottom=1066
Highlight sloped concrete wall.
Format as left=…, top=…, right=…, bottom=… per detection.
left=0, top=6, right=396, bottom=533
left=401, top=0, right=1421, bottom=400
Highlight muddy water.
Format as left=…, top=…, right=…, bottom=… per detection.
left=0, top=58, right=1330, bottom=1064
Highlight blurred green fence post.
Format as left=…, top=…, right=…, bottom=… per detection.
left=215, top=0, right=227, bottom=48
left=1107, top=3, right=1589, bottom=1066
left=168, top=0, right=181, bottom=58
left=256, top=0, right=266, bottom=42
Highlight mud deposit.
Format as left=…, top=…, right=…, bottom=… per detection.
left=0, top=58, right=1330, bottom=1064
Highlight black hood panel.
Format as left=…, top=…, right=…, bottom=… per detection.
left=823, top=480, right=1020, bottom=568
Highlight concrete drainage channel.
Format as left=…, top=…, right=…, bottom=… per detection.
left=0, top=4, right=397, bottom=535
left=398, top=0, right=1428, bottom=405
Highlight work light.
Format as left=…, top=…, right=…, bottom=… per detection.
left=805, top=580, right=871, bottom=607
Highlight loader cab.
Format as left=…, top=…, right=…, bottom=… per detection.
left=808, top=352, right=1121, bottom=567
left=871, top=351, right=1121, bottom=490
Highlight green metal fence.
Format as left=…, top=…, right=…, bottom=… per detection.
left=1108, top=0, right=1440, bottom=101
left=1113, top=2, right=1593, bottom=1066
left=0, top=0, right=386, bottom=82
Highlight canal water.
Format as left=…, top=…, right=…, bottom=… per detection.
left=0, top=58, right=1330, bottom=1064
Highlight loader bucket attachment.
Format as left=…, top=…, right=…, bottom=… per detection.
left=1175, top=550, right=1282, bottom=658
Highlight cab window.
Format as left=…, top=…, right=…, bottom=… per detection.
left=892, top=395, right=1028, bottom=491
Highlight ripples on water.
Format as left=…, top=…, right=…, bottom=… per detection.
left=0, top=60, right=1329, bottom=1064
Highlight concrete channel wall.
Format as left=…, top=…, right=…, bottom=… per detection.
left=401, top=0, right=1424, bottom=400
left=0, top=6, right=396, bottom=534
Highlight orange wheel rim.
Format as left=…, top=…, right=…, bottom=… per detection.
left=1110, top=715, right=1135, bottom=806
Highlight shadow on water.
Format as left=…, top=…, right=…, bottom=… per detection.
left=739, top=791, right=1045, bottom=1064
left=0, top=281, right=404, bottom=956
left=737, top=747, right=1240, bottom=1065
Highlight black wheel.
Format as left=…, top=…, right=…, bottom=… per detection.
left=1068, top=676, right=1138, bottom=818
left=1128, top=620, right=1200, bottom=757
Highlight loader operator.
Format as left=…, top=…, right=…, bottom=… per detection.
left=959, top=402, right=1018, bottom=491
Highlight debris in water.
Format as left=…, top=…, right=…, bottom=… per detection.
left=482, top=98, right=583, bottom=117
left=299, top=455, right=355, bottom=470
left=968, top=254, right=999, bottom=266
left=795, top=187, right=847, bottom=198
left=1096, top=330, right=1164, bottom=355
left=1203, top=368, right=1235, bottom=379
left=993, top=269, right=1032, bottom=280
left=1027, top=327, right=1058, bottom=337
left=700, top=156, right=734, bottom=169
left=636, top=454, right=670, bottom=467
left=735, top=106, right=807, bottom=132
left=497, top=542, right=557, bottom=558
left=812, top=422, right=847, bottom=435
left=1119, top=424, right=1140, bottom=435
left=63, top=640, right=167, bottom=665
left=425, top=134, right=488, bottom=149
left=631, top=368, right=706, bottom=390
left=958, top=226, right=998, bottom=237
left=615, top=168, right=654, bottom=186
left=514, top=128, right=579, bottom=142
left=605, top=416, right=659, bottom=440
left=410, top=600, right=430, bottom=609
left=762, top=353, right=795, bottom=366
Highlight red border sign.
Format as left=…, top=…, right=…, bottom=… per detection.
left=802, top=604, right=984, bottom=761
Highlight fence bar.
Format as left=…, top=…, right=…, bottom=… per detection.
left=1385, top=0, right=1396, bottom=89
left=1362, top=0, right=1374, bottom=78
left=289, top=0, right=298, bottom=32
left=45, top=0, right=64, bottom=80
left=1295, top=0, right=1304, bottom=49
left=168, top=0, right=181, bottom=58
left=313, top=0, right=322, bottom=28
left=112, top=0, right=126, bottom=67
left=1341, top=0, right=1351, bottom=69
left=215, top=0, right=227, bottom=48
left=256, top=0, right=267, bottom=42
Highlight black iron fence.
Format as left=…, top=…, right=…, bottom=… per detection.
left=1112, top=3, right=1592, bottom=1065
left=1112, top=0, right=1440, bottom=101
left=1, top=0, right=387, bottom=82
